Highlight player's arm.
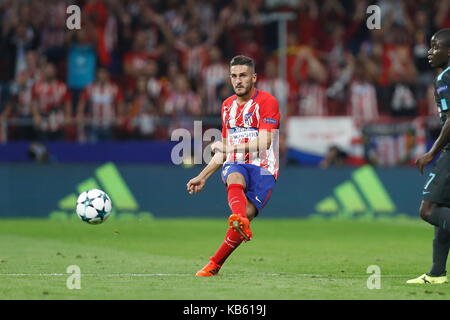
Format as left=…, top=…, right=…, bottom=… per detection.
left=416, top=80, right=450, bottom=175
left=186, top=139, right=227, bottom=195
left=215, top=96, right=280, bottom=154
left=212, top=130, right=272, bottom=154
left=416, top=110, right=450, bottom=175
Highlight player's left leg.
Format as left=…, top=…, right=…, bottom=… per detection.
left=226, top=172, right=254, bottom=241
left=195, top=199, right=256, bottom=277
left=407, top=202, right=450, bottom=283
left=195, top=164, right=274, bottom=277
left=214, top=200, right=257, bottom=264
left=430, top=226, right=450, bottom=277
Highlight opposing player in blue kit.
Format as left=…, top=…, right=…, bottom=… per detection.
left=409, top=29, right=450, bottom=284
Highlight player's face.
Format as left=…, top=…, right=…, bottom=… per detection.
left=428, top=35, right=449, bottom=68
left=230, top=65, right=256, bottom=97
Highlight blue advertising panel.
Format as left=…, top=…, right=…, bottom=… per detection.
left=0, top=163, right=425, bottom=219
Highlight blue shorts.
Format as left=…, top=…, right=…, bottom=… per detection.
left=221, top=163, right=276, bottom=214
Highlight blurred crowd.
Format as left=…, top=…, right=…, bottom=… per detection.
left=0, top=0, right=449, bottom=143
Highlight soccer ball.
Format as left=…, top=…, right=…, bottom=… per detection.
left=76, top=189, right=112, bottom=224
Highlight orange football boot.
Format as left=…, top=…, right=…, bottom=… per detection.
left=228, top=213, right=253, bottom=242
left=195, top=260, right=221, bottom=277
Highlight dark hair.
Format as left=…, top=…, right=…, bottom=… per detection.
left=230, top=55, right=255, bottom=72
left=435, top=28, right=450, bottom=48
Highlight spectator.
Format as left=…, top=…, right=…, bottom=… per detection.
left=126, top=75, right=159, bottom=139
left=201, top=46, right=228, bottom=115
left=258, top=59, right=289, bottom=113
left=144, top=59, right=167, bottom=106
left=76, top=67, right=124, bottom=142
left=348, top=58, right=379, bottom=125
left=67, top=28, right=97, bottom=109
left=40, top=0, right=68, bottom=63
left=320, top=145, right=348, bottom=168
left=123, top=7, right=173, bottom=90
left=6, top=50, right=42, bottom=140
left=292, top=47, right=328, bottom=116
left=164, top=73, right=201, bottom=134
left=413, top=30, right=433, bottom=100
left=0, top=0, right=446, bottom=165
left=30, top=62, right=71, bottom=140
left=172, top=27, right=212, bottom=83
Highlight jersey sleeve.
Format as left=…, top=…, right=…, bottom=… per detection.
left=436, top=73, right=450, bottom=111
left=258, top=95, right=280, bottom=131
left=437, top=75, right=450, bottom=112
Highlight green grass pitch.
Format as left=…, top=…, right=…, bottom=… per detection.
left=0, top=217, right=449, bottom=299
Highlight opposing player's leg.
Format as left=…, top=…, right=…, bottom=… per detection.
left=407, top=200, right=450, bottom=283
left=407, top=151, right=450, bottom=284
left=419, top=152, right=450, bottom=229
left=420, top=201, right=450, bottom=231
left=406, top=273, right=448, bottom=284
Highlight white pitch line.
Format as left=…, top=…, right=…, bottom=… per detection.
left=0, top=273, right=192, bottom=277
left=0, top=273, right=413, bottom=278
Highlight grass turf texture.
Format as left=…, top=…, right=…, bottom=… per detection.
left=0, top=217, right=448, bottom=299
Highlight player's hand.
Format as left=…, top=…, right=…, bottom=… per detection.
left=415, top=152, right=434, bottom=176
left=211, top=141, right=225, bottom=154
left=186, top=176, right=206, bottom=195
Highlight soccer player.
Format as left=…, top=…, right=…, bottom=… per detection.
left=408, top=29, right=450, bottom=284
left=186, top=55, right=280, bottom=277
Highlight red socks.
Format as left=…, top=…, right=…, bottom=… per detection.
left=227, top=184, right=247, bottom=218
left=210, top=184, right=248, bottom=266
left=211, top=228, right=243, bottom=266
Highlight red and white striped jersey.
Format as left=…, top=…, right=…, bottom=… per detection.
left=202, top=63, right=228, bottom=114
left=31, top=79, right=71, bottom=132
left=221, top=89, right=280, bottom=178
left=298, top=83, right=327, bottom=116
left=349, top=80, right=379, bottom=125
left=81, top=82, right=123, bottom=127
left=32, top=80, right=70, bottom=114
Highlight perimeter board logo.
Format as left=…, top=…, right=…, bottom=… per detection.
left=50, top=162, right=152, bottom=220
